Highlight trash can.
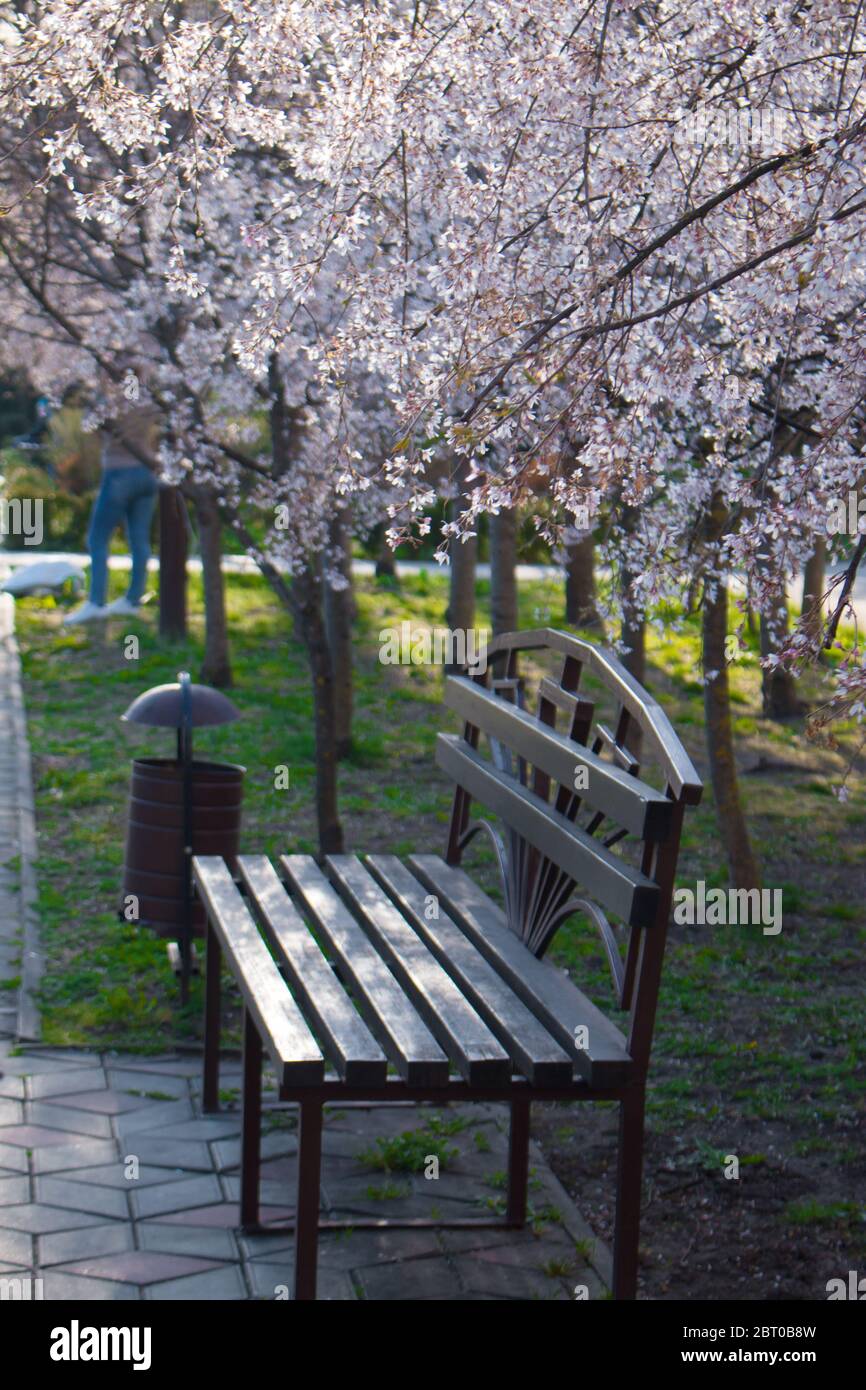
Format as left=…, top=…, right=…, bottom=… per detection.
left=123, top=757, right=244, bottom=934
left=120, top=672, right=243, bottom=1000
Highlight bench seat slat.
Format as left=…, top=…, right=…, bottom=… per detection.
left=366, top=854, right=574, bottom=1087
left=436, top=733, right=661, bottom=929
left=407, top=854, right=633, bottom=1088
left=238, top=856, right=388, bottom=1087
left=193, top=856, right=324, bottom=1087
left=446, top=675, right=671, bottom=840
left=280, top=855, right=449, bottom=1087
left=325, top=855, right=513, bottom=1087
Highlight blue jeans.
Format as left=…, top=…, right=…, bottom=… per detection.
left=88, top=466, right=158, bottom=606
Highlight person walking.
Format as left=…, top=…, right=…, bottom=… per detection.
left=64, top=399, right=160, bottom=625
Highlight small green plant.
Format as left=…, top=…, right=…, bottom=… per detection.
left=530, top=1202, right=563, bottom=1234
left=366, top=1181, right=409, bottom=1201
left=357, top=1119, right=459, bottom=1174
left=263, top=1110, right=298, bottom=1133
left=478, top=1194, right=507, bottom=1216
left=694, top=1139, right=730, bottom=1171
left=424, top=1111, right=469, bottom=1137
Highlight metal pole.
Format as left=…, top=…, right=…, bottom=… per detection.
left=179, top=671, right=193, bottom=1006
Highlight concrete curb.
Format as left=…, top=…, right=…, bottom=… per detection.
left=0, top=592, right=42, bottom=1040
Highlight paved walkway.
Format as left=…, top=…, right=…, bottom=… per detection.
left=0, top=592, right=609, bottom=1301
left=0, top=1043, right=609, bottom=1301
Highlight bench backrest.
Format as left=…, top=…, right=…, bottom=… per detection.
left=439, top=627, right=702, bottom=1072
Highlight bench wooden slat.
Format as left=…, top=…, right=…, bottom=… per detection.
left=595, top=722, right=638, bottom=773
left=238, top=856, right=388, bottom=1088
left=366, top=854, right=574, bottom=1087
left=446, top=675, right=673, bottom=840
left=485, top=627, right=703, bottom=803
left=325, top=855, right=513, bottom=1087
left=407, top=854, right=633, bottom=1087
left=192, top=856, right=324, bottom=1087
left=436, top=733, right=661, bottom=929
left=537, top=677, right=592, bottom=721
left=280, top=855, right=450, bottom=1087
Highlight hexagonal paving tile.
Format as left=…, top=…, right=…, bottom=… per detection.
left=0, top=1203, right=109, bottom=1234
left=0, top=1175, right=30, bottom=1206
left=156, top=1203, right=292, bottom=1228
left=136, top=1221, right=238, bottom=1260
left=52, top=1090, right=155, bottom=1116
left=144, top=1265, right=246, bottom=1300
left=35, top=1178, right=129, bottom=1221
left=25, top=1103, right=114, bottom=1139
left=32, top=1140, right=119, bottom=1175
left=39, top=1222, right=135, bottom=1266
left=0, top=1125, right=92, bottom=1150
left=29, top=1068, right=108, bottom=1099
left=53, top=1251, right=220, bottom=1285
left=130, top=1174, right=223, bottom=1220
left=39, top=1271, right=139, bottom=1301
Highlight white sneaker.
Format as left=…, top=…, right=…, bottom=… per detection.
left=62, top=600, right=108, bottom=625
left=104, top=596, right=143, bottom=617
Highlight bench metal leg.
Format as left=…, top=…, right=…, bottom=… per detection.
left=203, top=922, right=221, bottom=1113
left=240, top=1009, right=263, bottom=1229
left=612, top=1087, right=645, bottom=1300
left=506, top=1096, right=531, bottom=1225
left=293, top=1098, right=323, bottom=1301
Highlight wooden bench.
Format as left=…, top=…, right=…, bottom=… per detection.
left=193, top=627, right=702, bottom=1300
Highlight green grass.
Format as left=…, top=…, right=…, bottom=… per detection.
left=784, top=1200, right=864, bottom=1229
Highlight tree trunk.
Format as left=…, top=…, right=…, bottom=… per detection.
left=565, top=532, right=603, bottom=631
left=372, top=522, right=398, bottom=581
left=296, top=563, right=344, bottom=856
left=620, top=566, right=645, bottom=686
left=801, top=538, right=826, bottom=644
left=193, top=486, right=232, bottom=688
left=447, top=535, right=477, bottom=633
left=324, top=506, right=355, bottom=759
left=760, top=595, right=802, bottom=717
left=619, top=506, right=645, bottom=686
left=704, top=579, right=761, bottom=889
left=621, top=608, right=645, bottom=685
left=618, top=542, right=647, bottom=762
left=490, top=507, right=518, bottom=636
left=159, top=486, right=187, bottom=640
left=213, top=496, right=344, bottom=857
left=445, top=463, right=477, bottom=671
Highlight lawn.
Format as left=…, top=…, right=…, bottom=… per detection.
left=9, top=563, right=866, bottom=1299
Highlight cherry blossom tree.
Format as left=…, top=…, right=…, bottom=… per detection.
left=0, top=17, right=405, bottom=852
left=3, top=0, right=866, bottom=874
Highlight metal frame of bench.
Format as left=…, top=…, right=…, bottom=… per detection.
left=194, top=627, right=702, bottom=1301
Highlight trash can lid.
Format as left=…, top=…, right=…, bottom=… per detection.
left=121, top=677, right=240, bottom=728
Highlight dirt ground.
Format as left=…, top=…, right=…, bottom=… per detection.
left=533, top=1092, right=865, bottom=1300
